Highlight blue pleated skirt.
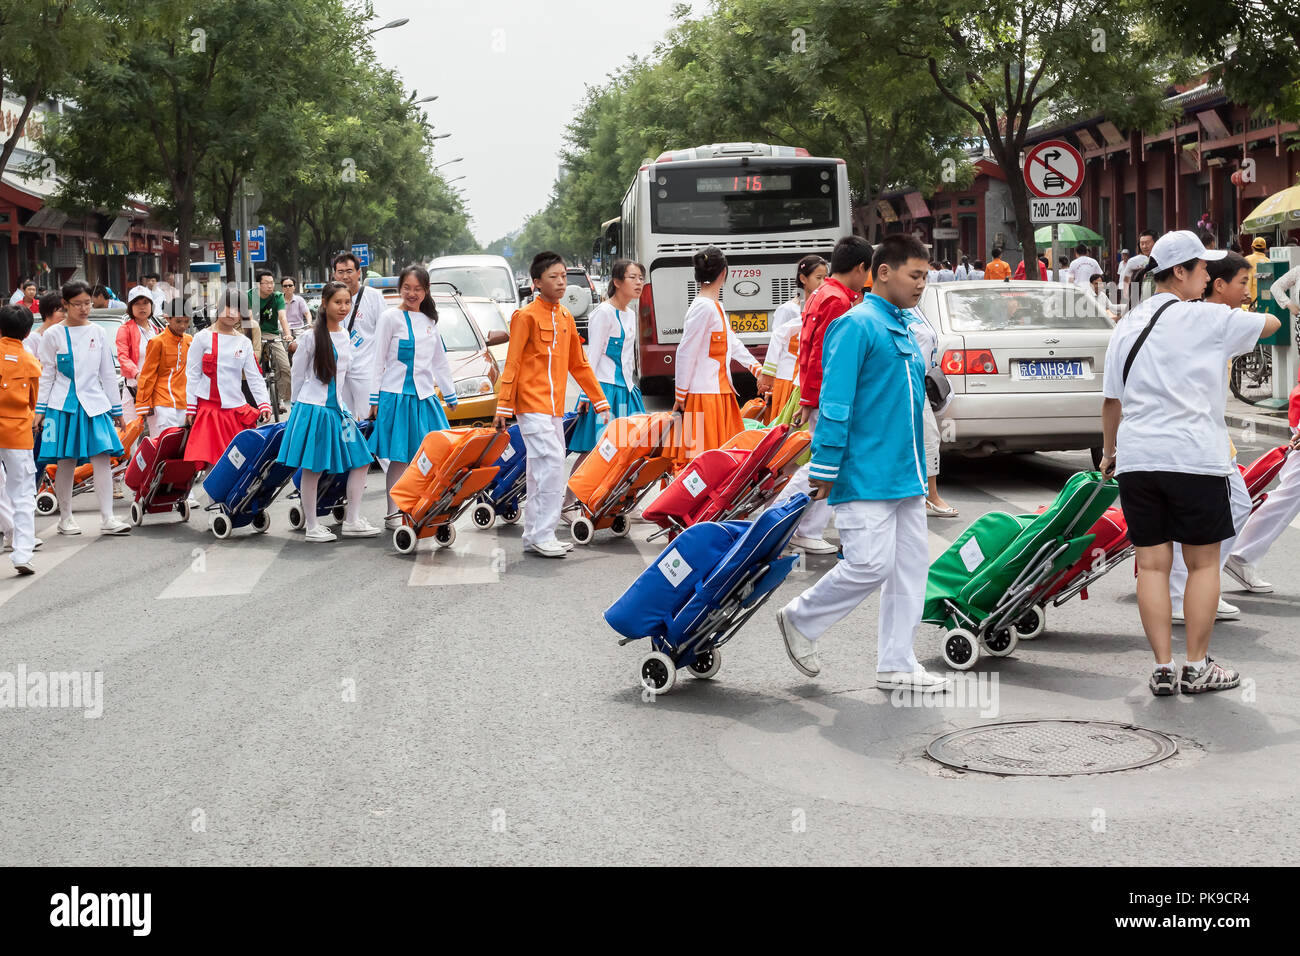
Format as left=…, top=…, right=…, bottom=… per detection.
left=38, top=406, right=123, bottom=464
left=276, top=401, right=372, bottom=474
left=368, top=391, right=450, bottom=463
left=569, top=382, right=645, bottom=452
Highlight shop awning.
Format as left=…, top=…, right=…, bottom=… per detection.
left=903, top=191, right=931, bottom=219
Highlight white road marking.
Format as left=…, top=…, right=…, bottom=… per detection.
left=0, top=521, right=93, bottom=607
left=929, top=531, right=952, bottom=561
left=157, top=535, right=285, bottom=599
left=408, top=523, right=502, bottom=586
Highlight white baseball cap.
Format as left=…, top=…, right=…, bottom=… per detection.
left=1149, top=230, right=1226, bottom=269
left=126, top=284, right=153, bottom=305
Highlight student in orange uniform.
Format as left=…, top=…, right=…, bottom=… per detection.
left=0, top=305, right=42, bottom=573
left=983, top=247, right=1011, bottom=281
left=493, top=251, right=609, bottom=559
left=135, top=305, right=193, bottom=439
left=669, top=246, right=763, bottom=469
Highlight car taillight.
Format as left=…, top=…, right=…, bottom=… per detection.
left=640, top=283, right=655, bottom=341
left=940, top=349, right=999, bottom=374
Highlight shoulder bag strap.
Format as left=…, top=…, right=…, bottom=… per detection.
left=1122, top=299, right=1178, bottom=386
left=347, top=288, right=364, bottom=332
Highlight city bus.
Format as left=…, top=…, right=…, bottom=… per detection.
left=614, top=142, right=852, bottom=394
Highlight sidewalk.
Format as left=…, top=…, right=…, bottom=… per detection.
left=1225, top=395, right=1291, bottom=439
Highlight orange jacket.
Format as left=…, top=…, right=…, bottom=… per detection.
left=495, top=298, right=608, bottom=418
left=0, top=336, right=41, bottom=449
left=135, top=328, right=192, bottom=415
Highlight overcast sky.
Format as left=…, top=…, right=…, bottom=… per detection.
left=369, top=0, right=692, bottom=245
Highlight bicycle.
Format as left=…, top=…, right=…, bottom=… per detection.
left=260, top=338, right=284, bottom=422
left=1229, top=341, right=1272, bottom=405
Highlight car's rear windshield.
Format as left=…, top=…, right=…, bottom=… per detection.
left=941, top=286, right=1113, bottom=331
left=465, top=301, right=509, bottom=334
left=430, top=297, right=484, bottom=351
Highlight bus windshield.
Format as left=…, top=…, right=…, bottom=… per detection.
left=650, top=163, right=839, bottom=234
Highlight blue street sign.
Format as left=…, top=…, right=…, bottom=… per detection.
left=501, top=245, right=513, bottom=257
left=351, top=243, right=371, bottom=268
left=231, top=226, right=266, bottom=263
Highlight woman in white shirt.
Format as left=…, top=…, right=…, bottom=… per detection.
left=667, top=246, right=762, bottom=469
left=1099, top=231, right=1280, bottom=697
left=570, top=259, right=646, bottom=456
left=758, top=255, right=825, bottom=423
left=279, top=281, right=378, bottom=541
left=183, top=288, right=271, bottom=469
left=367, top=265, right=457, bottom=521
left=32, top=281, right=131, bottom=536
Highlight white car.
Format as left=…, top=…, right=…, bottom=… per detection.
left=427, top=255, right=523, bottom=322
left=915, top=280, right=1115, bottom=463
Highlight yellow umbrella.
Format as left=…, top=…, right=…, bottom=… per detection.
left=1241, top=184, right=1300, bottom=232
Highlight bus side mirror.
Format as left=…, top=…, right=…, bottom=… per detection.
left=485, top=330, right=509, bottom=347
left=518, top=285, right=533, bottom=301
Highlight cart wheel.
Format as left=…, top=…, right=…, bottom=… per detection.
left=211, top=513, right=232, bottom=540
left=570, top=516, right=594, bottom=545
left=178, top=501, right=191, bottom=523
left=1015, top=604, right=1047, bottom=641
left=393, top=526, right=416, bottom=554
left=499, top=503, right=521, bottom=524
left=941, top=628, right=979, bottom=671
left=287, top=505, right=305, bottom=531
left=471, top=503, right=496, bottom=529
left=35, top=492, right=57, bottom=516
left=639, top=651, right=677, bottom=696
left=983, top=626, right=1019, bottom=657
left=610, top=514, right=630, bottom=537
left=435, top=523, right=457, bottom=548
left=687, top=648, right=722, bottom=679
left=129, top=501, right=143, bottom=526
left=252, top=511, right=271, bottom=534
left=332, top=505, right=346, bottom=523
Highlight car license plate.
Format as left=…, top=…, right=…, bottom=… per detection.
left=1018, top=359, right=1086, bottom=380
left=728, top=312, right=769, bottom=334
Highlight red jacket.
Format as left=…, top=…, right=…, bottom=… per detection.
left=1014, top=258, right=1049, bottom=280
left=797, top=276, right=858, bottom=407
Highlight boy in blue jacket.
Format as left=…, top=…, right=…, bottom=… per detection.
left=776, top=235, right=950, bottom=692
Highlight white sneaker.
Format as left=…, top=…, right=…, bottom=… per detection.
left=305, top=526, right=337, bottom=543
left=340, top=517, right=381, bottom=538
left=1224, top=555, right=1273, bottom=594
left=13, top=561, right=34, bottom=576
left=385, top=516, right=402, bottom=530
left=1172, top=599, right=1239, bottom=624
left=525, top=539, right=568, bottom=558
left=100, top=517, right=132, bottom=535
left=877, top=668, right=951, bottom=692
left=777, top=606, right=820, bottom=676
left=32, top=537, right=43, bottom=551
left=790, top=534, right=838, bottom=555
left=1, top=535, right=10, bottom=551
left=187, top=496, right=201, bottom=509
left=56, top=517, right=82, bottom=536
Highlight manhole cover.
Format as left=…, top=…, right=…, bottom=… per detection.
left=927, top=720, right=1177, bottom=776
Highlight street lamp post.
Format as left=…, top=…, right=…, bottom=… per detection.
left=364, top=17, right=408, bottom=36
left=436, top=158, right=464, bottom=170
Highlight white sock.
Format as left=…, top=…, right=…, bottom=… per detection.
left=1184, top=658, right=1205, bottom=672
left=1154, top=661, right=1175, bottom=672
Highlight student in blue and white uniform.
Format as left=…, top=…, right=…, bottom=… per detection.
left=32, top=281, right=131, bottom=536
left=776, top=235, right=949, bottom=694
left=368, top=264, right=457, bottom=523
left=570, top=259, right=646, bottom=456
left=277, top=281, right=379, bottom=543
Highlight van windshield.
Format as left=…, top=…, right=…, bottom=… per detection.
left=429, top=267, right=515, bottom=303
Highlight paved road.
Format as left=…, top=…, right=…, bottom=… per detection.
left=1, top=415, right=1296, bottom=865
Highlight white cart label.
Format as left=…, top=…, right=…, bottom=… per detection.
left=228, top=446, right=246, bottom=469
left=959, top=537, right=985, bottom=573
left=134, top=451, right=146, bottom=471
left=657, top=549, right=693, bottom=587
left=416, top=451, right=433, bottom=475
left=598, top=438, right=617, bottom=462
left=500, top=444, right=516, bottom=461
left=683, top=471, right=706, bottom=497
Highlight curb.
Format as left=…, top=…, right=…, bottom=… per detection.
left=1225, top=411, right=1292, bottom=440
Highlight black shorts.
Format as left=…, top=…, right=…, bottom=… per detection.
left=1116, top=471, right=1236, bottom=547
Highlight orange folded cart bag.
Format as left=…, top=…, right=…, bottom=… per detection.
left=643, top=424, right=793, bottom=540
left=35, top=416, right=145, bottom=517
left=739, top=396, right=768, bottom=421
left=564, top=412, right=675, bottom=546
left=389, top=427, right=510, bottom=554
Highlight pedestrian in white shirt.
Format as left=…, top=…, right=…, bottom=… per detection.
left=1120, top=230, right=1156, bottom=310
left=1100, top=231, right=1280, bottom=697
left=1065, top=245, right=1102, bottom=287
left=1268, top=260, right=1300, bottom=321
left=331, top=252, right=387, bottom=420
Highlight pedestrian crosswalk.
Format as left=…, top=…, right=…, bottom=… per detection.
left=0, top=520, right=93, bottom=608
left=156, top=535, right=287, bottom=599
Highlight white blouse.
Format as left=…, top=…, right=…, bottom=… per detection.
left=584, top=301, right=637, bottom=386
left=368, top=307, right=457, bottom=405
left=761, top=298, right=802, bottom=381
left=36, top=323, right=121, bottom=418
left=185, top=329, right=270, bottom=414
left=292, top=328, right=360, bottom=414
left=673, top=296, right=760, bottom=401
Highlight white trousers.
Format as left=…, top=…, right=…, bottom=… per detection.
left=1169, top=467, right=1251, bottom=609
left=148, top=406, right=187, bottom=438
left=784, top=495, right=927, bottom=673
left=922, top=402, right=941, bottom=479
left=0, top=448, right=37, bottom=565
left=518, top=412, right=567, bottom=548
left=1230, top=446, right=1300, bottom=567
left=774, top=408, right=832, bottom=538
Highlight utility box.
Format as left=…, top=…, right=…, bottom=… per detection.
left=1257, top=259, right=1291, bottom=346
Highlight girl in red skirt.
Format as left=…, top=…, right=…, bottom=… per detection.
left=184, top=289, right=271, bottom=468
